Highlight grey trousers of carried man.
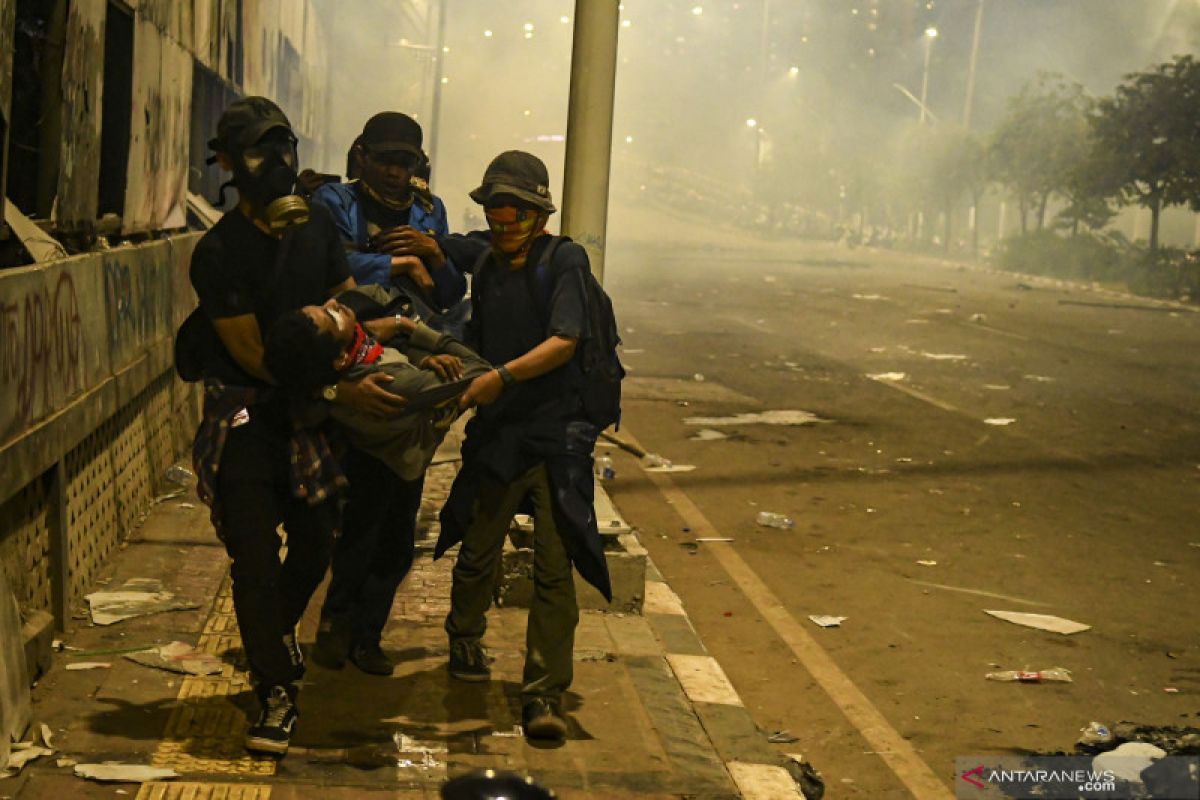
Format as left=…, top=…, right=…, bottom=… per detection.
left=444, top=462, right=578, bottom=700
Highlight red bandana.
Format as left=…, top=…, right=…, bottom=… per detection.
left=345, top=324, right=384, bottom=367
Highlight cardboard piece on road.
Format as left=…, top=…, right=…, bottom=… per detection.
left=684, top=410, right=826, bottom=427
left=984, top=609, right=1091, bottom=635
left=1, top=745, right=53, bottom=777
left=808, top=615, right=847, bottom=628
left=125, top=642, right=223, bottom=676
left=0, top=571, right=32, bottom=772
left=85, top=578, right=200, bottom=625
left=74, top=763, right=179, bottom=783
left=64, top=662, right=112, bottom=671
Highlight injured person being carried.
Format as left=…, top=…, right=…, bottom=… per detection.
left=263, top=284, right=491, bottom=480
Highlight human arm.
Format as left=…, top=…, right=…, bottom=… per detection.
left=210, top=314, right=274, bottom=383
left=460, top=335, right=577, bottom=408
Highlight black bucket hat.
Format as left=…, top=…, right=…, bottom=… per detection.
left=469, top=151, right=556, bottom=213
left=208, top=96, right=293, bottom=153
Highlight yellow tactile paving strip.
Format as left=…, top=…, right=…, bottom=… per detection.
left=151, top=577, right=277, bottom=776
left=136, top=783, right=272, bottom=800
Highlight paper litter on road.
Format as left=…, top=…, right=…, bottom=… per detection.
left=125, top=641, right=224, bottom=676
left=921, top=352, right=968, bottom=361
left=984, top=609, right=1091, bottom=635
left=64, top=662, right=111, bottom=671
left=644, top=464, right=696, bottom=473
left=1, top=745, right=53, bottom=777
left=808, top=615, right=847, bottom=628
left=852, top=293, right=887, bottom=301
left=85, top=578, right=200, bottom=625
left=1023, top=374, right=1055, bottom=382
left=868, top=372, right=907, bottom=381
left=74, top=763, right=179, bottom=783
left=916, top=560, right=938, bottom=566
left=690, top=428, right=728, bottom=441
left=684, top=410, right=826, bottom=427
left=984, top=418, right=1016, bottom=426
left=983, top=384, right=1011, bottom=391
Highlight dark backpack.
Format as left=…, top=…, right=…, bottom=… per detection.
left=472, top=236, right=625, bottom=430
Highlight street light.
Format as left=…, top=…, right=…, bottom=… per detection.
left=919, top=26, right=938, bottom=125
left=745, top=118, right=758, bottom=128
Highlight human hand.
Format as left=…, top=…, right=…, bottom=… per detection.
left=420, top=354, right=464, bottom=381
left=337, top=372, right=408, bottom=417
left=375, top=226, right=444, bottom=264
left=390, top=256, right=434, bottom=296
left=459, top=369, right=504, bottom=409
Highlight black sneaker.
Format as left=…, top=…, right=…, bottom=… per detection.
left=245, top=685, right=298, bottom=755
left=522, top=697, right=568, bottom=741
left=349, top=641, right=394, bottom=676
left=312, top=620, right=350, bottom=670
left=447, top=639, right=491, bottom=682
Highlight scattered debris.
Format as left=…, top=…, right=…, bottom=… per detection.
left=56, top=757, right=77, bottom=768
left=690, top=428, right=728, bottom=441
left=783, top=753, right=826, bottom=799
left=74, top=763, right=179, bottom=783
left=916, top=560, right=938, bottom=566
left=594, top=455, right=615, bottom=480
left=692, top=373, right=705, bottom=382
left=1077, top=722, right=1115, bottom=750
left=1, top=745, right=53, bottom=778
left=920, top=352, right=968, bottom=361
left=984, top=609, right=1090, bottom=635
left=984, top=417, right=1016, bottom=426
left=852, top=293, right=887, bottom=301
left=756, top=512, right=795, bottom=529
left=985, top=667, right=1073, bottom=683
left=125, top=642, right=224, bottom=676
left=642, top=453, right=672, bottom=468
left=768, top=730, right=800, bottom=744
left=1023, top=374, right=1055, bottom=383
left=38, top=723, right=53, bottom=750
left=867, top=372, right=907, bottom=381
left=808, top=615, right=847, bottom=628
left=64, top=662, right=112, bottom=671
left=85, top=579, right=200, bottom=626
left=1093, top=742, right=1168, bottom=784
left=695, top=537, right=734, bottom=543
left=177, top=502, right=195, bottom=509
left=684, top=410, right=825, bottom=427
left=969, top=313, right=987, bottom=322
left=645, top=464, right=696, bottom=473
left=983, top=384, right=1011, bottom=391
left=622, top=348, right=644, bottom=354
left=163, top=465, right=195, bottom=487
left=490, top=725, right=524, bottom=738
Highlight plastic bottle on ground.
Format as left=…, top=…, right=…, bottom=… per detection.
left=164, top=464, right=196, bottom=487
left=594, top=456, right=615, bottom=481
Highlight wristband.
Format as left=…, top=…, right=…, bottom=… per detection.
left=496, top=365, right=517, bottom=388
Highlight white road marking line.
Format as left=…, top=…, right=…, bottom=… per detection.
left=624, top=432, right=953, bottom=799
left=727, top=761, right=808, bottom=799
left=869, top=376, right=959, bottom=413
left=666, top=654, right=744, bottom=706
left=644, top=580, right=687, bottom=616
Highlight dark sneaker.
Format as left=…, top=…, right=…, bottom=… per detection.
left=245, top=685, right=297, bottom=755
left=447, top=639, right=491, bottom=682
left=312, top=620, right=350, bottom=670
left=349, top=641, right=394, bottom=676
left=522, top=697, right=568, bottom=741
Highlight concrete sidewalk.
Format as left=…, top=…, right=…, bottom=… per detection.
left=3, top=433, right=806, bottom=799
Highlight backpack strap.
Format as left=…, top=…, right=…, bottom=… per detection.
left=524, top=235, right=567, bottom=328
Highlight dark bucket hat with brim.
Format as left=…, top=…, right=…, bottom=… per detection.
left=208, top=96, right=293, bottom=153
left=469, top=150, right=556, bottom=212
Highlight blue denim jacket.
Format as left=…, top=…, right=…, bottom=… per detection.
left=311, top=181, right=466, bottom=311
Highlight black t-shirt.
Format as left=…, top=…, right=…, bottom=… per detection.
left=473, top=236, right=589, bottom=422
left=189, top=202, right=351, bottom=388
left=356, top=183, right=411, bottom=231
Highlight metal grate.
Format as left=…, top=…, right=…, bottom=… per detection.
left=0, top=474, right=54, bottom=617
left=65, top=422, right=120, bottom=604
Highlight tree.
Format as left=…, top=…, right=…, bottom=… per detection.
left=1091, top=55, right=1200, bottom=251
left=989, top=74, right=1090, bottom=234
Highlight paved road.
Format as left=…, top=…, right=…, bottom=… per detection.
left=600, top=233, right=1200, bottom=797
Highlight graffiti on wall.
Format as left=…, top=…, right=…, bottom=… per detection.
left=0, top=273, right=83, bottom=432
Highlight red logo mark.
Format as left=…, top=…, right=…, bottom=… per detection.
left=961, top=764, right=986, bottom=789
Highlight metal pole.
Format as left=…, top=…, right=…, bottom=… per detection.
left=919, top=35, right=933, bottom=125
left=427, top=0, right=448, bottom=185
left=561, top=0, right=620, bottom=283
left=962, top=0, right=984, bottom=128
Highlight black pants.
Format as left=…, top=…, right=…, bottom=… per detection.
left=320, top=448, right=423, bottom=646
left=217, top=419, right=336, bottom=692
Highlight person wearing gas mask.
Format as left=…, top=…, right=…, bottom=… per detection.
left=306, top=112, right=467, bottom=677
left=432, top=151, right=612, bottom=742
left=188, top=96, right=407, bottom=756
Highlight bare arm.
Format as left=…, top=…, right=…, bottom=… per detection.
left=211, top=314, right=273, bottom=383
left=461, top=335, right=577, bottom=408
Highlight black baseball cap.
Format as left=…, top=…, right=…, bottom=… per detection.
left=208, top=96, right=293, bottom=153
left=469, top=151, right=556, bottom=213
left=360, top=112, right=423, bottom=154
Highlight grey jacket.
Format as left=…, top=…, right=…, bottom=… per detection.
left=330, top=319, right=491, bottom=480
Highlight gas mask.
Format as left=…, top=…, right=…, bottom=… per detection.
left=233, top=133, right=309, bottom=232
left=485, top=206, right=547, bottom=263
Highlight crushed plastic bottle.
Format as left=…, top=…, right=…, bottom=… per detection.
left=985, top=667, right=1072, bottom=683
left=643, top=453, right=673, bottom=469
left=755, top=511, right=795, bottom=529
left=594, top=456, right=615, bottom=481
left=1077, top=721, right=1114, bottom=750
left=164, top=464, right=196, bottom=487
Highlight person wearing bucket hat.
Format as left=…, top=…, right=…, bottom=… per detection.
left=433, top=151, right=611, bottom=742
left=186, top=96, right=408, bottom=757
left=309, top=112, right=468, bottom=678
